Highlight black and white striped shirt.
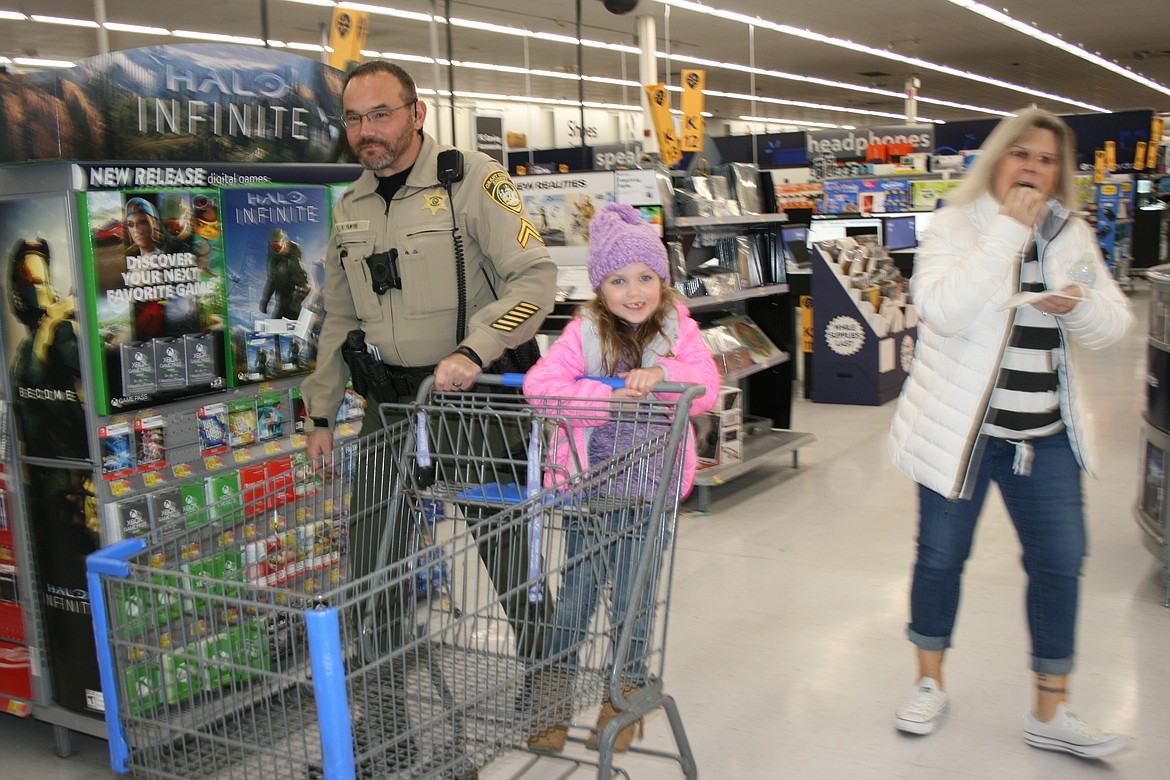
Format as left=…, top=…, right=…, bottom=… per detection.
left=981, top=240, right=1065, bottom=441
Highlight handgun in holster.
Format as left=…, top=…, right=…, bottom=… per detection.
left=341, top=329, right=398, bottom=402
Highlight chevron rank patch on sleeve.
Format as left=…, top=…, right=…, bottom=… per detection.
left=516, top=218, right=544, bottom=249
left=490, top=300, right=541, bottom=332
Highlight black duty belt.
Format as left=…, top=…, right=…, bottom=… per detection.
left=381, top=363, right=437, bottom=400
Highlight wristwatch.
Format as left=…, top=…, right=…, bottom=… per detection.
left=454, top=345, right=483, bottom=367
left=310, top=416, right=331, bottom=430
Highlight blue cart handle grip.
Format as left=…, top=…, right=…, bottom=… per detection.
left=577, top=376, right=625, bottom=388
left=496, top=373, right=625, bottom=389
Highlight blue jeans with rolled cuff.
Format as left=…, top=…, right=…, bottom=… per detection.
left=907, top=431, right=1086, bottom=676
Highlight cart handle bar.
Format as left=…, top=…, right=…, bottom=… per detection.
left=414, top=373, right=707, bottom=404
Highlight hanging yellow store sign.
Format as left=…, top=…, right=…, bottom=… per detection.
left=680, top=69, right=706, bottom=152
left=644, top=83, right=682, bottom=167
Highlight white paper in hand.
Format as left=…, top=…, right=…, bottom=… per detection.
left=998, top=290, right=1081, bottom=311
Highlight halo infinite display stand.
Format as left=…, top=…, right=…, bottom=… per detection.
left=0, top=159, right=361, bottom=756
left=0, top=41, right=355, bottom=756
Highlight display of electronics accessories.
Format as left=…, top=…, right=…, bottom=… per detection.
left=692, top=176, right=714, bottom=201
left=198, top=403, right=229, bottom=456
left=728, top=163, right=763, bottom=214
left=228, top=398, right=258, bottom=448
left=100, top=421, right=135, bottom=479
left=337, top=383, right=366, bottom=422
left=735, top=235, right=763, bottom=288
left=698, top=174, right=737, bottom=217
left=711, top=234, right=763, bottom=284
left=289, top=387, right=307, bottom=434
left=655, top=169, right=676, bottom=221
left=121, top=341, right=157, bottom=395
left=674, top=189, right=712, bottom=217
left=699, top=325, right=753, bottom=375
left=148, top=488, right=184, bottom=539
left=717, top=314, right=784, bottom=364
left=668, top=241, right=687, bottom=285
left=690, top=266, right=742, bottom=296
left=755, top=230, right=785, bottom=284
left=256, top=391, right=286, bottom=442
left=674, top=277, right=706, bottom=298
left=184, top=332, right=219, bottom=384
left=153, top=337, right=187, bottom=391
left=757, top=170, right=779, bottom=214
left=118, top=495, right=150, bottom=538
left=134, top=415, right=167, bottom=472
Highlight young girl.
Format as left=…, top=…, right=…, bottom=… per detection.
left=522, top=202, right=721, bottom=753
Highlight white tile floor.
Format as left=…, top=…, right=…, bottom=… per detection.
left=3, top=285, right=1169, bottom=779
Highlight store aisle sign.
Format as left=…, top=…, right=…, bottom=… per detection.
left=328, top=8, right=369, bottom=72
left=1149, top=116, right=1164, bottom=170
left=644, top=83, right=682, bottom=167
left=0, top=44, right=345, bottom=164
left=680, top=70, right=706, bottom=152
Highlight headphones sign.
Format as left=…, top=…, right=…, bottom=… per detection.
left=474, top=115, right=507, bottom=167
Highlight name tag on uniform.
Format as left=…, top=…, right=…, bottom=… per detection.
left=334, top=220, right=370, bottom=233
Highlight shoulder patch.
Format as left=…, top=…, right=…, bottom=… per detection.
left=483, top=170, right=524, bottom=215
left=490, top=301, right=542, bottom=332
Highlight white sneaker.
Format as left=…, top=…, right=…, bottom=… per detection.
left=894, top=677, right=948, bottom=735
left=1024, top=703, right=1128, bottom=758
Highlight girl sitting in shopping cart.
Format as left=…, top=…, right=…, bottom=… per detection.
left=521, top=202, right=721, bottom=754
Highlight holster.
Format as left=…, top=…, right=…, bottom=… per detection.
left=341, top=329, right=436, bottom=402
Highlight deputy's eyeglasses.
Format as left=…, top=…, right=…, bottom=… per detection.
left=338, top=100, right=417, bottom=129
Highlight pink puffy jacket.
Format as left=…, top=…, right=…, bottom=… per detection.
left=522, top=301, right=721, bottom=498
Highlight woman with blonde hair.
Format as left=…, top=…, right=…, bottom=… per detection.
left=888, top=107, right=1132, bottom=757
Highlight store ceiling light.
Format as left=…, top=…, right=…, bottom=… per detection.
left=172, top=30, right=266, bottom=47
left=665, top=50, right=905, bottom=101
left=0, top=11, right=27, bottom=21
left=339, top=3, right=436, bottom=23
left=30, top=15, right=98, bottom=28
left=740, top=115, right=855, bottom=130
left=946, top=0, right=1170, bottom=98
left=449, top=18, right=532, bottom=38
left=916, top=96, right=1012, bottom=117
left=14, top=57, right=76, bottom=68
left=653, top=0, right=1109, bottom=112
left=104, top=23, right=171, bottom=36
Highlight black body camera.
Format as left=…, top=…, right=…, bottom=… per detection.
left=437, top=149, right=465, bottom=186
left=365, top=248, right=401, bottom=295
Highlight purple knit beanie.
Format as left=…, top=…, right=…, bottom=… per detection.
left=587, top=202, right=669, bottom=290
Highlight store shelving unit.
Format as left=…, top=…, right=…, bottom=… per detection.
left=668, top=213, right=814, bottom=511
left=1136, top=264, right=1170, bottom=607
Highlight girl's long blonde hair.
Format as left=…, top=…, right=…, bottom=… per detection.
left=584, top=282, right=676, bottom=376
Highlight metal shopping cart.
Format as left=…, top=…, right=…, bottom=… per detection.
left=87, top=375, right=704, bottom=779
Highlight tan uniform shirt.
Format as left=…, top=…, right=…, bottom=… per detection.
left=300, top=132, right=556, bottom=428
